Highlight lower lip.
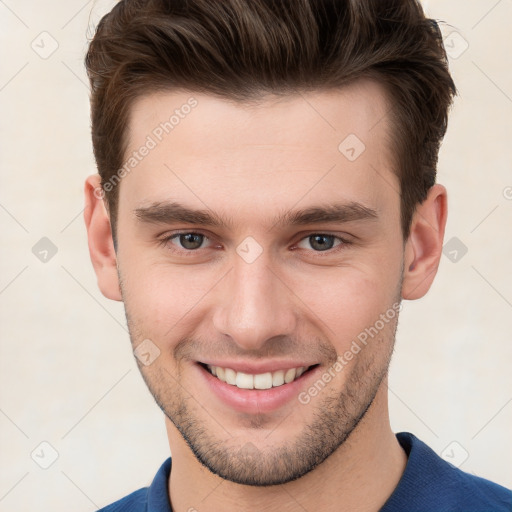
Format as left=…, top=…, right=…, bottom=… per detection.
left=194, top=363, right=320, bottom=414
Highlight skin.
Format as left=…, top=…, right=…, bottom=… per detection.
left=84, top=79, right=447, bottom=512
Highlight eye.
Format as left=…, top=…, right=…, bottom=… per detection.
left=296, top=234, right=347, bottom=252
left=167, top=232, right=210, bottom=251
left=160, top=231, right=350, bottom=256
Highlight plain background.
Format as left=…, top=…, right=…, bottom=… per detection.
left=1, top=0, right=511, bottom=510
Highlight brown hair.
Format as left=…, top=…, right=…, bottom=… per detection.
left=85, top=0, right=456, bottom=240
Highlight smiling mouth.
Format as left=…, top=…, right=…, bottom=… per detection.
left=199, top=363, right=319, bottom=390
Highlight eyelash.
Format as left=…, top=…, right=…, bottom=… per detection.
left=158, top=231, right=352, bottom=257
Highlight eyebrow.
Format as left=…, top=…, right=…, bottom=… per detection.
left=134, top=201, right=378, bottom=230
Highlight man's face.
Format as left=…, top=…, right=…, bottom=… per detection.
left=115, top=80, right=405, bottom=485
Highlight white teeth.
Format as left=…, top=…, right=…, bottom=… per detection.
left=215, top=366, right=225, bottom=381
left=284, top=368, right=297, bottom=383
left=254, top=372, right=273, bottom=390
left=235, top=372, right=254, bottom=389
left=224, top=368, right=236, bottom=385
left=272, top=370, right=285, bottom=387
left=206, top=364, right=310, bottom=389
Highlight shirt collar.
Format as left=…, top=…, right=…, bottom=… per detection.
left=147, top=457, right=173, bottom=511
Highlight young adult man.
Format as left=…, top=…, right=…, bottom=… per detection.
left=83, top=0, right=512, bottom=510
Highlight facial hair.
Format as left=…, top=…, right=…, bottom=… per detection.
left=121, top=270, right=403, bottom=486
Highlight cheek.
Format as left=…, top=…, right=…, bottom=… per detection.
left=119, top=258, right=219, bottom=337
left=285, top=258, right=402, bottom=349
left=119, top=233, right=403, bottom=351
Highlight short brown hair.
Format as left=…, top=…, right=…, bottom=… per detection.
left=85, top=0, right=456, bottom=240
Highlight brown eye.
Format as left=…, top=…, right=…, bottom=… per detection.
left=179, top=233, right=204, bottom=249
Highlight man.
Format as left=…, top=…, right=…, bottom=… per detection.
left=83, top=0, right=512, bottom=510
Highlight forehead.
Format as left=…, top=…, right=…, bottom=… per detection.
left=120, top=80, right=398, bottom=227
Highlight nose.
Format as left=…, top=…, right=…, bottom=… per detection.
left=212, top=252, right=297, bottom=351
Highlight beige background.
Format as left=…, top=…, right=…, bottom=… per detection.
left=1, top=0, right=511, bottom=510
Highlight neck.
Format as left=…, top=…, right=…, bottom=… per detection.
left=166, top=379, right=407, bottom=512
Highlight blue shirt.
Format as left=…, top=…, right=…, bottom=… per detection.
left=98, top=432, right=512, bottom=511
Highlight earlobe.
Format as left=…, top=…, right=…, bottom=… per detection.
left=84, top=174, right=122, bottom=301
left=401, top=184, right=448, bottom=300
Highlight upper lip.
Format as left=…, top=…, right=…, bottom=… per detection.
left=198, top=360, right=318, bottom=374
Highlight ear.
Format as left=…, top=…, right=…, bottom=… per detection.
left=402, top=184, right=448, bottom=300
left=84, top=174, right=122, bottom=301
